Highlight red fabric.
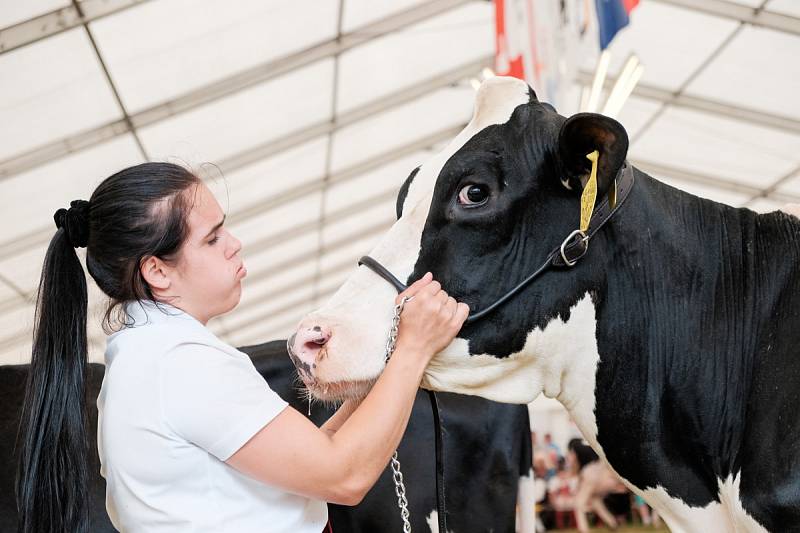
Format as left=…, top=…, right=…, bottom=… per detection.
left=623, top=0, right=640, bottom=14
left=494, top=0, right=526, bottom=79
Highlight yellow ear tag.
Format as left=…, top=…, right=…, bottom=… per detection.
left=580, top=150, right=599, bottom=233
left=609, top=179, right=617, bottom=210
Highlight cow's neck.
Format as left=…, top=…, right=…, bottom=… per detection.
left=583, top=168, right=800, bottom=496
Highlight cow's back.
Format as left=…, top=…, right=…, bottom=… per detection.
left=0, top=363, right=115, bottom=532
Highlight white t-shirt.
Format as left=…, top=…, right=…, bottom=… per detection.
left=97, top=300, right=328, bottom=532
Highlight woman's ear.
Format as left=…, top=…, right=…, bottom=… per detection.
left=557, top=113, right=629, bottom=196
left=140, top=256, right=171, bottom=291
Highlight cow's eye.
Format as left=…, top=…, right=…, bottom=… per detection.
left=458, top=184, right=489, bottom=206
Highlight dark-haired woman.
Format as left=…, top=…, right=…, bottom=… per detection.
left=17, top=162, right=468, bottom=533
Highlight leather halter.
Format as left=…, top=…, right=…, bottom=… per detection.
left=358, top=162, right=635, bottom=324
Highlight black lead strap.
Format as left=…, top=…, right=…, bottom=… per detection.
left=428, top=390, right=447, bottom=533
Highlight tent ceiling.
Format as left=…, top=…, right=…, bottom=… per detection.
left=0, top=0, right=798, bottom=363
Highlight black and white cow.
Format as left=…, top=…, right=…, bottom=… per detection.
left=290, top=76, right=800, bottom=532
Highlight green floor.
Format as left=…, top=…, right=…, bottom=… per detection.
left=559, top=526, right=670, bottom=533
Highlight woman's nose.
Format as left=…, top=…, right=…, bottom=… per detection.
left=227, top=232, right=242, bottom=257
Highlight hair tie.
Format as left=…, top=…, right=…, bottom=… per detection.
left=53, top=200, right=90, bottom=248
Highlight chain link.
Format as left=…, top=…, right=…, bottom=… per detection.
left=391, top=451, right=411, bottom=533
left=386, top=296, right=412, bottom=532
left=385, top=296, right=411, bottom=363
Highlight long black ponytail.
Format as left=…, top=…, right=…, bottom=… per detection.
left=16, top=163, right=200, bottom=532
left=17, top=206, right=90, bottom=532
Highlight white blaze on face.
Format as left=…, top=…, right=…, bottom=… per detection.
left=294, top=77, right=531, bottom=390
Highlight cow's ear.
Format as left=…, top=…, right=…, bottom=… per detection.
left=557, top=113, right=628, bottom=195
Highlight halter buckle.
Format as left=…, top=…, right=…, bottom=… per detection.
left=560, top=229, right=589, bottom=267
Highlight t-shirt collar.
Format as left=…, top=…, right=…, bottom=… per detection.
left=123, top=299, right=199, bottom=328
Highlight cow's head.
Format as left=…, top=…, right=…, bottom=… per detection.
left=289, top=76, right=628, bottom=405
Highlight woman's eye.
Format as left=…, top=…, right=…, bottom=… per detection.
left=458, top=184, right=490, bottom=206
left=209, top=235, right=219, bottom=245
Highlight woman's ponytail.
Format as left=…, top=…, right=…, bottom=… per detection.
left=17, top=201, right=91, bottom=533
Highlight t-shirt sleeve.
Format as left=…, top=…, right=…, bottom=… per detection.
left=159, top=342, right=289, bottom=461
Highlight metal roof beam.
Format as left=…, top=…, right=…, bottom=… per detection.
left=633, top=159, right=800, bottom=204
left=651, top=0, right=800, bottom=36
left=0, top=0, right=150, bottom=54
left=575, top=70, right=800, bottom=136
left=0, top=85, right=468, bottom=264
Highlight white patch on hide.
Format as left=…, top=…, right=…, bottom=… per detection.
left=717, top=474, right=768, bottom=533
left=425, top=510, right=453, bottom=533
left=636, top=485, right=731, bottom=533
left=296, top=77, right=531, bottom=386
left=422, top=294, right=601, bottom=448
left=572, top=439, right=766, bottom=533
left=517, top=468, right=536, bottom=533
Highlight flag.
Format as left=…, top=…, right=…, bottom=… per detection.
left=494, top=0, right=596, bottom=112
left=595, top=0, right=639, bottom=49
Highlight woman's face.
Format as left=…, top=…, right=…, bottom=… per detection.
left=168, top=182, right=247, bottom=323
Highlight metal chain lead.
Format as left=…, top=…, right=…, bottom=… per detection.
left=387, top=296, right=412, bottom=532
left=385, top=296, right=411, bottom=363
left=391, top=452, right=411, bottom=533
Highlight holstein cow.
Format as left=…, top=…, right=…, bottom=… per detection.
left=289, top=76, right=800, bottom=532
left=0, top=341, right=533, bottom=533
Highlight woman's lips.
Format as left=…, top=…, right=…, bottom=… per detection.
left=236, top=264, right=247, bottom=278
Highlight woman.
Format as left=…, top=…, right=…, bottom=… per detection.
left=17, top=162, right=469, bottom=533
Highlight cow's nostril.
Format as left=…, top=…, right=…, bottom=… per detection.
left=304, top=337, right=328, bottom=351
left=292, top=324, right=331, bottom=366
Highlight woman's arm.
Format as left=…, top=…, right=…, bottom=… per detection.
left=320, top=399, right=361, bottom=436
left=226, top=274, right=468, bottom=505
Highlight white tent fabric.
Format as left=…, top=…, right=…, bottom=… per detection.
left=1, top=0, right=798, bottom=364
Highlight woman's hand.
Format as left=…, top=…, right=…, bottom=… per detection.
left=393, top=272, right=469, bottom=362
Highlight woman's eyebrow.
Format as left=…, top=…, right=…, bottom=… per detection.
left=203, top=215, right=226, bottom=240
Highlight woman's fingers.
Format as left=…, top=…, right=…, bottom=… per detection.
left=392, top=275, right=470, bottom=358
left=396, top=272, right=432, bottom=304
left=453, top=302, right=470, bottom=326
left=443, top=296, right=458, bottom=318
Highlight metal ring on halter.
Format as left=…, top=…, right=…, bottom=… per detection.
left=559, top=229, right=589, bottom=267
